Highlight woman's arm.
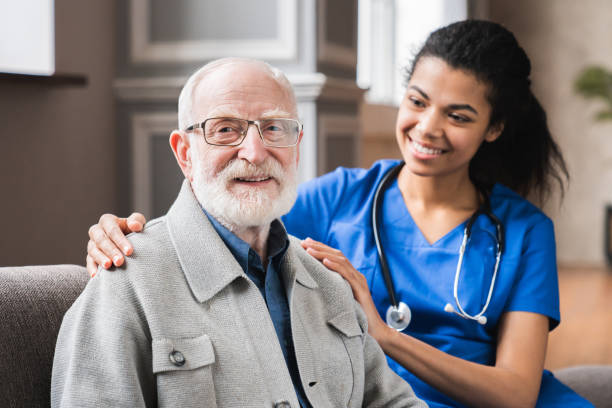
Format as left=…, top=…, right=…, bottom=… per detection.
left=382, top=311, right=547, bottom=408
left=302, top=238, right=548, bottom=408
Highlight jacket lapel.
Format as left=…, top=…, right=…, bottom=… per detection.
left=165, top=180, right=245, bottom=303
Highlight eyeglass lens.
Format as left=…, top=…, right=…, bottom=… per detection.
left=203, top=118, right=300, bottom=146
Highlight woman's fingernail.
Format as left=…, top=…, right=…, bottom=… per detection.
left=102, top=260, right=111, bottom=269
left=113, top=255, right=122, bottom=265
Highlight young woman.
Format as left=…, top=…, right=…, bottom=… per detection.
left=86, top=20, right=592, bottom=407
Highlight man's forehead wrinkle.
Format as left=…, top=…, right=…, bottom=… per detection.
left=193, top=86, right=297, bottom=120
left=205, top=105, right=242, bottom=119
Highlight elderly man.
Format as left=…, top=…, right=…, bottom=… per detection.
left=51, top=58, right=425, bottom=407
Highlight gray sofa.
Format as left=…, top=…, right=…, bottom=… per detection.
left=0, top=265, right=88, bottom=408
left=0, top=265, right=610, bottom=407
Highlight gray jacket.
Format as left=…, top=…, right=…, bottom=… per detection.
left=52, top=182, right=426, bottom=408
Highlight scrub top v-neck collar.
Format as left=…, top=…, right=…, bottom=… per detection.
left=382, top=176, right=467, bottom=250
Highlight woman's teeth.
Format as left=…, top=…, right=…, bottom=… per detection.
left=412, top=140, right=443, bottom=155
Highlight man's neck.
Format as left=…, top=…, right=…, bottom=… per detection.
left=231, top=224, right=271, bottom=265
left=209, top=210, right=271, bottom=265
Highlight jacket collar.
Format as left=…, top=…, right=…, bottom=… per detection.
left=166, top=180, right=317, bottom=303
left=283, top=239, right=318, bottom=291
left=166, top=181, right=245, bottom=303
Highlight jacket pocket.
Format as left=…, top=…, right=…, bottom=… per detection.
left=152, top=334, right=217, bottom=408
left=327, top=311, right=365, bottom=407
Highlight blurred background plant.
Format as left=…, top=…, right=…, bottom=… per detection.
left=574, top=66, right=612, bottom=121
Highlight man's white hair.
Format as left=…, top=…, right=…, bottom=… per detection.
left=177, top=57, right=297, bottom=131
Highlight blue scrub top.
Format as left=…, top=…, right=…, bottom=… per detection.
left=282, top=159, right=592, bottom=408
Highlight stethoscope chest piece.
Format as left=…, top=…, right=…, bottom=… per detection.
left=385, top=301, right=411, bottom=331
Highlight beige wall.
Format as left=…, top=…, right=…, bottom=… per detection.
left=0, top=0, right=116, bottom=266
left=488, top=0, right=612, bottom=267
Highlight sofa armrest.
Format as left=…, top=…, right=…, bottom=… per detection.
left=554, top=365, right=612, bottom=407
left=0, top=265, right=88, bottom=408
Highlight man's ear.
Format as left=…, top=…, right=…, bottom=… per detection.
left=485, top=122, right=504, bottom=143
left=295, top=129, right=304, bottom=165
left=169, top=130, right=193, bottom=181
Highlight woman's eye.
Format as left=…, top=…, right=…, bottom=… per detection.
left=408, top=97, right=425, bottom=108
left=449, top=113, right=470, bottom=123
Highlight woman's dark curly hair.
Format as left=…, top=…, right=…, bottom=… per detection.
left=405, top=20, right=568, bottom=202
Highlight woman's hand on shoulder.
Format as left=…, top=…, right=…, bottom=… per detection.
left=300, top=238, right=390, bottom=339
left=86, top=212, right=147, bottom=277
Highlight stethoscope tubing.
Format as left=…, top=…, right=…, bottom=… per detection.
left=373, top=162, right=505, bottom=329
left=371, top=162, right=405, bottom=310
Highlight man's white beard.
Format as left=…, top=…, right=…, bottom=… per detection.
left=190, top=152, right=298, bottom=231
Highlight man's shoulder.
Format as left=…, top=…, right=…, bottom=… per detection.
left=93, top=215, right=181, bottom=295
left=72, top=214, right=197, bottom=330
left=287, top=236, right=341, bottom=277
left=285, top=235, right=355, bottom=301
left=126, top=216, right=171, bottom=257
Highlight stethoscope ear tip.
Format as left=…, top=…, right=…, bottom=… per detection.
left=445, top=303, right=487, bottom=325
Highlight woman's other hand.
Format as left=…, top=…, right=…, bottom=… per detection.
left=300, top=237, right=391, bottom=340
left=86, top=212, right=147, bottom=277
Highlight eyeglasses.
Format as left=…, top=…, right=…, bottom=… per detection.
left=185, top=117, right=303, bottom=147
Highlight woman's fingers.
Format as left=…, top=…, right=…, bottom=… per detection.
left=302, top=241, right=367, bottom=291
left=304, top=246, right=352, bottom=272
left=88, top=223, right=125, bottom=267
left=87, top=239, right=113, bottom=269
left=86, top=254, right=98, bottom=278
left=99, top=213, right=135, bottom=256
left=301, top=237, right=342, bottom=254
left=126, top=212, right=146, bottom=233
left=87, top=212, right=148, bottom=270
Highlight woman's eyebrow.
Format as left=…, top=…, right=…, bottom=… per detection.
left=448, top=103, right=478, bottom=115
left=409, top=85, right=479, bottom=115
left=409, top=85, right=429, bottom=100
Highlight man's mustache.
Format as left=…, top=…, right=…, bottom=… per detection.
left=217, top=158, right=285, bottom=183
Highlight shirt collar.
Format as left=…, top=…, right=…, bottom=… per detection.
left=203, top=208, right=290, bottom=274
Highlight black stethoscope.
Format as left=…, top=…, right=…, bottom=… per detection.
left=372, top=162, right=505, bottom=331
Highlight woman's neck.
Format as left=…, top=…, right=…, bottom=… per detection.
left=397, top=166, right=480, bottom=212
left=396, top=166, right=482, bottom=244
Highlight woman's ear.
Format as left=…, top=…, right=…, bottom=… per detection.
left=169, top=130, right=194, bottom=181
left=485, top=122, right=504, bottom=142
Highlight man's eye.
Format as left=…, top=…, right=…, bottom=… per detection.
left=218, top=126, right=236, bottom=133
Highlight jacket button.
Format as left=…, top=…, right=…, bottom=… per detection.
left=273, top=400, right=291, bottom=408
left=169, top=350, right=185, bottom=366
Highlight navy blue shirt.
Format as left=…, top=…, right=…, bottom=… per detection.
left=204, top=211, right=311, bottom=408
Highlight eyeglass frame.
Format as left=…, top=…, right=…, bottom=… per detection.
left=184, top=117, right=303, bottom=148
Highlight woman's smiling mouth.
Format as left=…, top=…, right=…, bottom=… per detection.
left=409, top=137, right=446, bottom=157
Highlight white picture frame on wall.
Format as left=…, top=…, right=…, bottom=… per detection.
left=129, top=0, right=298, bottom=63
